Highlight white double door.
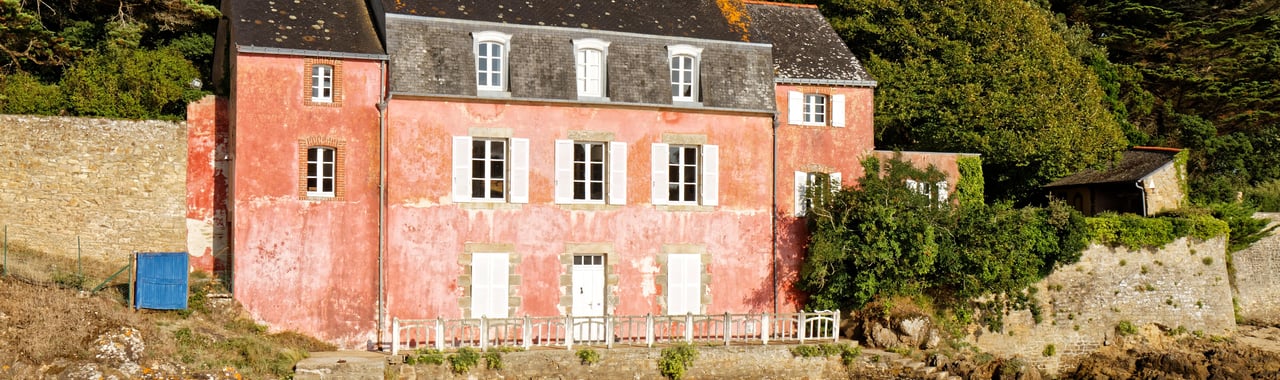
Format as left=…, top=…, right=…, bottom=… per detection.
left=572, top=255, right=605, bottom=341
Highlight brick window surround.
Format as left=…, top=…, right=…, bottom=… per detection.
left=303, top=59, right=343, bottom=106
left=297, top=137, right=347, bottom=200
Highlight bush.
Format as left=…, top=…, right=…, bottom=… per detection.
left=1043, top=344, right=1056, bottom=357
left=658, top=343, right=699, bottom=380
left=407, top=348, right=444, bottom=365
left=483, top=351, right=503, bottom=370
left=447, top=347, right=481, bottom=374
left=61, top=47, right=204, bottom=119
left=1116, top=320, right=1138, bottom=336
left=0, top=71, right=65, bottom=115
left=576, top=347, right=600, bottom=365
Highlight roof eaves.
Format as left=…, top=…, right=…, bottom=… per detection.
left=776, top=78, right=878, bottom=88
left=237, top=45, right=390, bottom=61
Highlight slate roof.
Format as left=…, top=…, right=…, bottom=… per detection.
left=744, top=1, right=873, bottom=82
left=382, top=0, right=754, bottom=42
left=1044, top=147, right=1182, bottom=188
left=227, top=0, right=385, bottom=56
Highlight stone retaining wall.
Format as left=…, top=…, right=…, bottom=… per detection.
left=1233, top=213, right=1280, bottom=326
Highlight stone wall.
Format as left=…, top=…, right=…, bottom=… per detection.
left=0, top=115, right=186, bottom=263
left=1233, top=213, right=1280, bottom=325
left=969, top=237, right=1235, bottom=375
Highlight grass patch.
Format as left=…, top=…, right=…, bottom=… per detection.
left=1116, top=320, right=1138, bottom=336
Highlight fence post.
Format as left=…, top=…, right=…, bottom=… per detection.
left=833, top=309, right=841, bottom=343
left=761, top=313, right=769, bottom=345
left=565, top=314, right=574, bottom=350
left=77, top=236, right=82, bottom=284
left=645, top=314, right=654, bottom=348
left=606, top=314, right=615, bottom=349
left=798, top=311, right=807, bottom=344
left=723, top=312, right=731, bottom=346
left=523, top=315, right=532, bottom=350
left=2, top=225, right=7, bottom=277
left=392, top=318, right=401, bottom=355
left=435, top=318, right=444, bottom=350
left=684, top=313, right=693, bottom=343
left=480, top=316, right=489, bottom=351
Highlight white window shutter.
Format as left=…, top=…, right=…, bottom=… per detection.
left=492, top=254, right=510, bottom=318
left=510, top=138, right=530, bottom=203
left=832, top=94, right=846, bottom=127
left=452, top=136, right=473, bottom=203
left=831, top=172, right=843, bottom=189
left=667, top=254, right=701, bottom=315
left=651, top=143, right=669, bottom=205
left=554, top=139, right=574, bottom=204
left=787, top=91, right=803, bottom=125
left=701, top=145, right=719, bottom=206
left=937, top=181, right=950, bottom=202
left=609, top=142, right=628, bottom=205
left=794, top=171, right=807, bottom=217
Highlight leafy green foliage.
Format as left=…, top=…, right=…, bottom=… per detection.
left=483, top=351, right=504, bottom=370
left=1116, top=320, right=1138, bottom=336
left=658, top=343, right=699, bottom=380
left=448, top=347, right=481, bottom=374
left=790, top=343, right=860, bottom=362
left=576, top=347, right=601, bottom=366
left=0, top=71, right=64, bottom=114
left=955, top=156, right=985, bottom=208
left=406, top=348, right=444, bottom=365
left=61, top=47, right=203, bottom=119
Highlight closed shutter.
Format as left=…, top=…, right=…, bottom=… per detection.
left=788, top=91, right=803, bottom=125
left=667, top=254, right=701, bottom=315
left=832, top=94, right=846, bottom=127
left=554, top=139, right=574, bottom=203
left=937, top=181, right=950, bottom=202
left=471, top=253, right=510, bottom=318
left=609, top=142, right=628, bottom=205
left=701, top=145, right=719, bottom=206
left=794, top=171, right=808, bottom=216
left=651, top=143, right=669, bottom=205
left=510, top=138, right=529, bottom=203
left=452, top=136, right=473, bottom=203
left=831, top=172, right=843, bottom=189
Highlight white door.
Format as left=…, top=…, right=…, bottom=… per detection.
left=471, top=253, right=510, bottom=318
left=572, top=255, right=606, bottom=340
left=667, top=254, right=701, bottom=315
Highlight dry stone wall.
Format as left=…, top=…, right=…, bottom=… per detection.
left=0, top=115, right=186, bottom=263
left=969, top=237, right=1235, bottom=376
left=1233, top=213, right=1280, bottom=325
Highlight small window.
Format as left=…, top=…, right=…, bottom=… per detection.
left=803, top=94, right=827, bottom=124
left=306, top=146, right=336, bottom=197
left=311, top=64, right=333, bottom=103
left=667, top=45, right=702, bottom=103
left=795, top=171, right=842, bottom=216
left=470, top=139, right=508, bottom=201
left=473, top=31, right=513, bottom=93
left=574, top=39, right=610, bottom=98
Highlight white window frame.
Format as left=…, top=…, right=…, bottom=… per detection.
left=555, top=140, right=627, bottom=205
left=803, top=94, right=827, bottom=125
left=452, top=136, right=529, bottom=204
left=787, top=91, right=846, bottom=127
left=306, top=146, right=336, bottom=198
left=651, top=143, right=718, bottom=206
left=667, top=45, right=702, bottom=103
left=310, top=64, right=333, bottom=103
left=473, top=31, right=512, bottom=93
left=905, top=179, right=949, bottom=204
left=573, top=39, right=610, bottom=99
left=794, top=171, right=842, bottom=216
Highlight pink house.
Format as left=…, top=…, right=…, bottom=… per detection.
left=188, top=0, right=975, bottom=347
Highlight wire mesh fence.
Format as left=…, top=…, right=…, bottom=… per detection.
left=1, top=225, right=134, bottom=295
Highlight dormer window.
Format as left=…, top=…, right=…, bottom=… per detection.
left=574, top=39, right=610, bottom=99
left=667, top=45, right=702, bottom=103
left=473, top=31, right=513, bottom=94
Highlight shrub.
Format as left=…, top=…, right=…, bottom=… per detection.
left=839, top=345, right=862, bottom=365
left=1116, top=320, right=1138, bottom=336
left=1043, top=344, right=1056, bottom=357
left=61, top=47, right=204, bottom=119
left=0, top=71, right=65, bottom=115
left=658, top=343, right=699, bottom=380
left=576, top=347, right=600, bottom=365
left=407, top=349, right=444, bottom=365
left=447, top=347, right=481, bottom=374
left=483, top=351, right=503, bottom=370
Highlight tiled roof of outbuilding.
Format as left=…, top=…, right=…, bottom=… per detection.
left=228, top=0, right=385, bottom=56
left=744, top=1, right=873, bottom=82
left=383, top=0, right=755, bottom=42
left=1044, top=147, right=1182, bottom=188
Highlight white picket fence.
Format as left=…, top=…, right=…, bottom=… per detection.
left=391, top=310, right=840, bottom=355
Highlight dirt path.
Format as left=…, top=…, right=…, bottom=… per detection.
left=1235, top=325, right=1280, bottom=353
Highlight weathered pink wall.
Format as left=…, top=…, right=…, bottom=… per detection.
left=383, top=99, right=777, bottom=320
left=872, top=150, right=968, bottom=192
left=186, top=95, right=230, bottom=274
left=772, top=85, right=877, bottom=311
left=230, top=54, right=383, bottom=347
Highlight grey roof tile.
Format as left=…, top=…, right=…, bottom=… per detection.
left=1044, top=148, right=1182, bottom=188
left=744, top=2, right=872, bottom=82
left=229, top=0, right=385, bottom=55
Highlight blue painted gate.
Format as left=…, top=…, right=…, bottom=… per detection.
left=134, top=252, right=188, bottom=310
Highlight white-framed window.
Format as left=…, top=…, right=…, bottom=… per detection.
left=310, top=64, right=333, bottom=103
left=667, top=253, right=702, bottom=315
left=667, top=45, right=702, bottom=103
left=794, top=171, right=842, bottom=216
left=787, top=91, right=846, bottom=127
left=471, top=252, right=510, bottom=318
left=905, top=179, right=950, bottom=203
left=306, top=146, right=336, bottom=197
left=452, top=136, right=529, bottom=203
left=651, top=143, right=718, bottom=206
left=554, top=140, right=627, bottom=205
left=473, top=31, right=512, bottom=93
left=574, top=39, right=610, bottom=99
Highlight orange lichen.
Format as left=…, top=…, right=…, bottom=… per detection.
left=715, top=0, right=753, bottom=42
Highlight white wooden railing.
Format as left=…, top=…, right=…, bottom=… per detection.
left=391, top=310, right=840, bottom=355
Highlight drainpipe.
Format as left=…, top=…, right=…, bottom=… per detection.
left=1135, top=180, right=1147, bottom=217
left=771, top=113, right=779, bottom=314
left=376, top=60, right=389, bottom=349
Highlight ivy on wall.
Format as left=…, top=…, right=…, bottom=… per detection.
left=955, top=156, right=985, bottom=207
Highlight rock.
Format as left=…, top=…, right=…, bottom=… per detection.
left=900, top=317, right=930, bottom=340
left=925, top=329, right=942, bottom=349
left=92, top=327, right=144, bottom=376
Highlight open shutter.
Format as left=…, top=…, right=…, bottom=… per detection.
left=554, top=139, right=574, bottom=204
left=609, top=142, right=627, bottom=205
left=831, top=172, right=843, bottom=189
left=701, top=145, right=719, bottom=206
left=937, top=181, right=950, bottom=202
left=787, top=91, right=803, bottom=124
left=510, top=138, right=530, bottom=203
left=832, top=94, right=846, bottom=127
left=794, top=171, right=807, bottom=216
left=452, top=136, right=473, bottom=203
left=651, top=143, right=669, bottom=205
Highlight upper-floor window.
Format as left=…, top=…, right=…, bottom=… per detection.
left=651, top=143, right=718, bottom=206
left=473, top=31, right=513, bottom=93
left=787, top=91, right=846, bottom=127
left=906, top=179, right=949, bottom=204
left=311, top=65, right=333, bottom=103
left=555, top=139, right=627, bottom=205
left=667, top=45, right=703, bottom=103
left=452, top=135, right=529, bottom=203
left=795, top=171, right=842, bottom=216
left=306, top=146, right=336, bottom=198
left=574, top=39, right=610, bottom=99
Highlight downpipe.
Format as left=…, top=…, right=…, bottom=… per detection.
left=771, top=113, right=779, bottom=314
left=376, top=60, right=389, bottom=350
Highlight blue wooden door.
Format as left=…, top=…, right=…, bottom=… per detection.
left=135, top=252, right=188, bottom=310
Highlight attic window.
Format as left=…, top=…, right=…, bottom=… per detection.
left=473, top=31, right=513, bottom=94
left=667, top=45, right=703, bottom=104
left=304, top=59, right=342, bottom=106
left=311, top=64, right=333, bottom=103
